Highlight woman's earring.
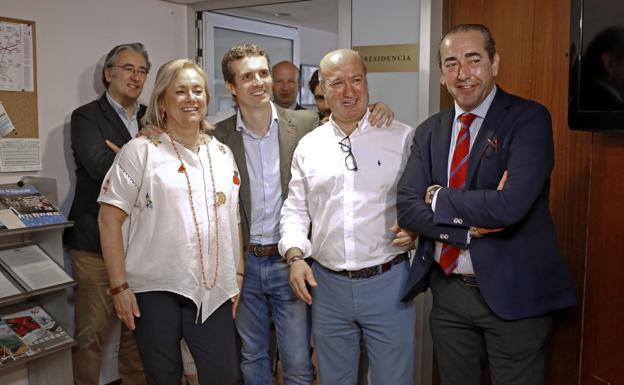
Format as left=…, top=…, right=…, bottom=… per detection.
left=159, top=106, right=166, bottom=120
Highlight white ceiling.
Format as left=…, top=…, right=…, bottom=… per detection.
left=162, top=0, right=338, bottom=33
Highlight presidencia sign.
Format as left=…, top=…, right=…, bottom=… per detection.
left=353, top=44, right=419, bottom=73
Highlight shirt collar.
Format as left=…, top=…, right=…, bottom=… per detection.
left=453, top=85, right=497, bottom=121
left=106, top=91, right=139, bottom=120
left=235, top=101, right=280, bottom=138
left=330, top=109, right=371, bottom=137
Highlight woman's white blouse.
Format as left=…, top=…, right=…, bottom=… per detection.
left=98, top=133, right=241, bottom=322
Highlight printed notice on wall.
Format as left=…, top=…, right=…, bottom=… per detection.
left=0, top=102, right=17, bottom=136
left=0, top=21, right=35, bottom=92
left=0, top=139, right=41, bottom=171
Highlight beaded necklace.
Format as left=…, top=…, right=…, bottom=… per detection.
left=166, top=131, right=220, bottom=289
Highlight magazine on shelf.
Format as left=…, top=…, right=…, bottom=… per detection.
left=1, top=305, right=72, bottom=361
left=0, top=318, right=32, bottom=365
left=0, top=268, right=23, bottom=299
left=0, top=245, right=73, bottom=291
left=0, top=185, right=67, bottom=229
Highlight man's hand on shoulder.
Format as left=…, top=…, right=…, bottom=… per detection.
left=368, top=102, right=394, bottom=127
left=138, top=124, right=164, bottom=138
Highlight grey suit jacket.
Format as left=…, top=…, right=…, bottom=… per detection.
left=213, top=105, right=320, bottom=247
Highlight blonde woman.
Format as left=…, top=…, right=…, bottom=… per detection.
left=98, top=59, right=242, bottom=385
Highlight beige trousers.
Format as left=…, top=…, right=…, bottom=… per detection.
left=71, top=250, right=145, bottom=385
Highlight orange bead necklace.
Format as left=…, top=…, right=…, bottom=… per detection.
left=166, top=131, right=220, bottom=289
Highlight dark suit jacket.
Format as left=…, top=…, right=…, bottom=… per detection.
left=213, top=105, right=319, bottom=247
left=64, top=94, right=146, bottom=253
left=397, top=87, right=577, bottom=320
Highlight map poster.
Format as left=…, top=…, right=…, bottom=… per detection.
left=0, top=21, right=34, bottom=92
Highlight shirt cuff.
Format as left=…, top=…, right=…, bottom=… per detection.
left=278, top=236, right=312, bottom=259
left=431, top=187, right=441, bottom=212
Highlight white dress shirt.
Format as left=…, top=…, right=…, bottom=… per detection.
left=279, top=111, right=415, bottom=271
left=98, top=133, right=241, bottom=322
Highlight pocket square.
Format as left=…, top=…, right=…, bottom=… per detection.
left=484, top=137, right=500, bottom=154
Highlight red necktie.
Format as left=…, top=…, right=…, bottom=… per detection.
left=439, top=113, right=476, bottom=275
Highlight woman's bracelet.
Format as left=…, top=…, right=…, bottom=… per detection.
left=107, top=282, right=129, bottom=296
left=236, top=272, right=245, bottom=278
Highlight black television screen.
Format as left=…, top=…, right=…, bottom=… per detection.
left=569, top=0, right=624, bottom=131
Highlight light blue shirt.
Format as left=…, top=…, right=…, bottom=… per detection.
left=237, top=102, right=282, bottom=245
left=106, top=91, right=140, bottom=138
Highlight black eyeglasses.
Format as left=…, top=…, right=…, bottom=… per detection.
left=338, top=135, right=358, bottom=171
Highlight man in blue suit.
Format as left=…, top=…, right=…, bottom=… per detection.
left=397, top=24, right=577, bottom=385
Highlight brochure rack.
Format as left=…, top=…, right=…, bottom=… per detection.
left=0, top=177, right=74, bottom=384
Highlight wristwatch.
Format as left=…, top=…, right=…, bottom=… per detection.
left=425, top=185, right=442, bottom=205
left=469, top=226, right=483, bottom=238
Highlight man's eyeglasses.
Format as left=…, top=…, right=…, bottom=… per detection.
left=338, top=135, right=358, bottom=171
left=110, top=65, right=148, bottom=77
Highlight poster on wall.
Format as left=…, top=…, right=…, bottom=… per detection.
left=0, top=139, right=41, bottom=172
left=0, top=20, right=34, bottom=92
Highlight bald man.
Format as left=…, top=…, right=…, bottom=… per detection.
left=279, top=49, right=417, bottom=385
left=272, top=60, right=304, bottom=110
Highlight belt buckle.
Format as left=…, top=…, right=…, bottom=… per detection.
left=461, top=275, right=478, bottom=287
left=249, top=244, right=262, bottom=257
left=250, top=244, right=279, bottom=257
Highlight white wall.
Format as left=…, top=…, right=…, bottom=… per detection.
left=0, top=0, right=189, bottom=215
left=299, top=26, right=338, bottom=66
left=1, top=3, right=188, bottom=383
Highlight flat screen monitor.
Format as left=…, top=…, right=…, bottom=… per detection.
left=569, top=0, right=624, bottom=131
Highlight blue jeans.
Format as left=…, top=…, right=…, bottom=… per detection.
left=236, top=253, right=313, bottom=385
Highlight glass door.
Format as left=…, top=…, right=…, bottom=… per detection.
left=201, top=12, right=300, bottom=119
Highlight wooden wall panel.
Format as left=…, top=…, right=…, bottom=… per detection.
left=581, top=133, right=624, bottom=385
left=440, top=1, right=535, bottom=107
left=529, top=2, right=589, bottom=384
left=483, top=1, right=535, bottom=98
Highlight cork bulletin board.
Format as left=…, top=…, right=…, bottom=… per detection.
left=0, top=16, right=38, bottom=138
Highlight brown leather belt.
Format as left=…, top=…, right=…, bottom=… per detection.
left=329, top=253, right=409, bottom=279
left=247, top=243, right=280, bottom=257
